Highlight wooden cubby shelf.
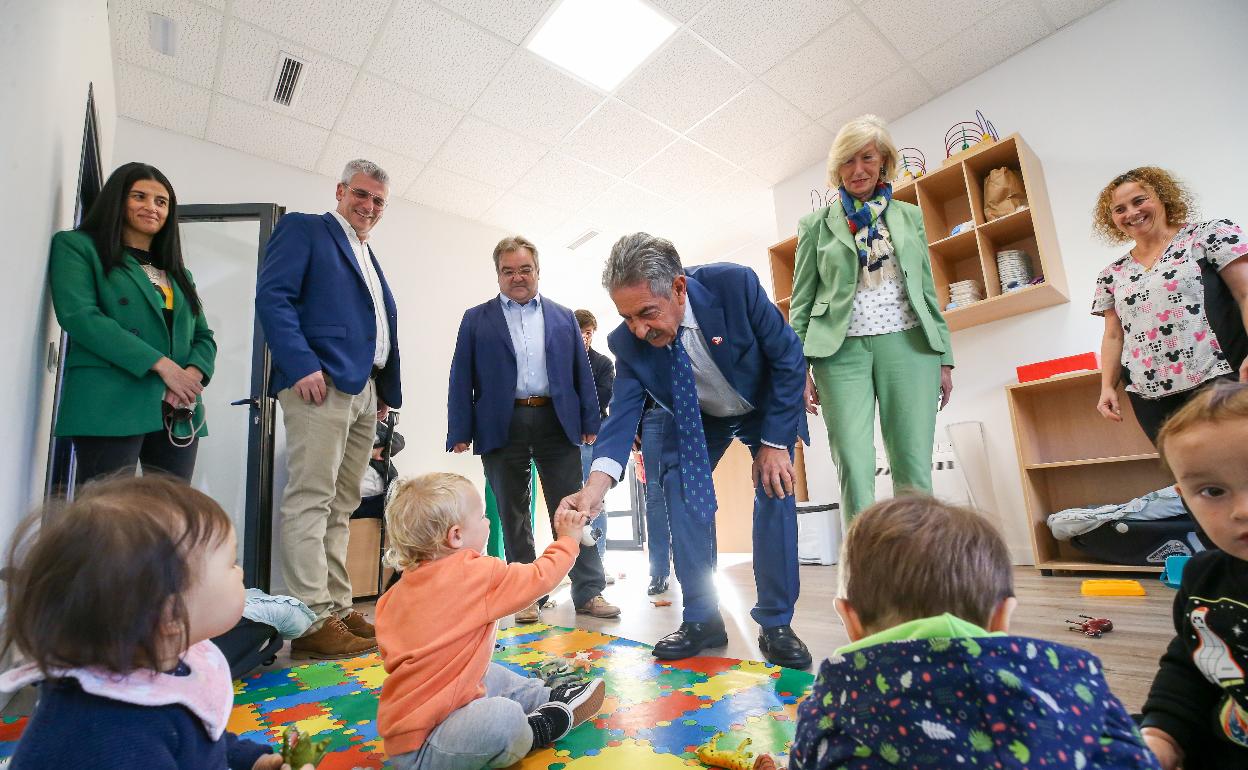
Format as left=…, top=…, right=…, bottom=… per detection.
left=771, top=133, right=1069, bottom=335
left=1007, top=370, right=1172, bottom=574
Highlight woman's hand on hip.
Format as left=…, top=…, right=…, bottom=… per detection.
left=804, top=369, right=820, bottom=415
left=152, top=357, right=204, bottom=405
left=939, top=365, right=953, bottom=410
left=1096, top=387, right=1123, bottom=422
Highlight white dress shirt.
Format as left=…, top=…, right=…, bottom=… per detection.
left=331, top=211, right=389, bottom=368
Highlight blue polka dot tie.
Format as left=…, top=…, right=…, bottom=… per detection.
left=670, top=335, right=717, bottom=523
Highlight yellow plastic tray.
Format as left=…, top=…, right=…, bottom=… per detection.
left=1081, top=579, right=1145, bottom=596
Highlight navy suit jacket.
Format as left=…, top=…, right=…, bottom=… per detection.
left=446, top=295, right=601, bottom=455
left=594, top=263, right=808, bottom=474
left=256, top=212, right=402, bottom=407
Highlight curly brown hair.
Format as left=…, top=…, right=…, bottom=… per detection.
left=1092, top=166, right=1195, bottom=243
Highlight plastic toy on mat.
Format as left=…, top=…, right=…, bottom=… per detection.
left=1066, top=615, right=1114, bottom=638
left=282, top=725, right=330, bottom=767
left=897, top=146, right=926, bottom=181
left=696, top=732, right=777, bottom=770
left=943, top=109, right=1000, bottom=161
left=1081, top=579, right=1145, bottom=596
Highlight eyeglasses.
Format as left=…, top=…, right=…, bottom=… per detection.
left=500, top=267, right=536, bottom=278
left=345, top=184, right=387, bottom=209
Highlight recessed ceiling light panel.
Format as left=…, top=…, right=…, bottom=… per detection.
left=526, top=0, right=677, bottom=91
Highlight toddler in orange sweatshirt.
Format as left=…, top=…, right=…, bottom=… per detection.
left=376, top=472, right=606, bottom=769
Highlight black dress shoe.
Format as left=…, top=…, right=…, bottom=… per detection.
left=647, top=576, right=668, bottom=595
left=653, top=620, right=728, bottom=660
left=758, top=625, right=812, bottom=669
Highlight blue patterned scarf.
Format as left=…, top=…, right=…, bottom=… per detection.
left=839, top=182, right=895, bottom=288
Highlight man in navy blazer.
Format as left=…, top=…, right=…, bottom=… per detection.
left=447, top=235, right=619, bottom=623
left=559, top=232, right=812, bottom=669
left=256, top=159, right=401, bottom=660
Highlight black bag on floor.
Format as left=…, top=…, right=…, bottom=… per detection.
left=1069, top=515, right=1207, bottom=566
left=211, top=618, right=283, bottom=680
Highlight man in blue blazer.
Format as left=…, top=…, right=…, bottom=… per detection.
left=447, top=235, right=618, bottom=623
left=560, top=233, right=812, bottom=669
left=256, top=159, right=401, bottom=660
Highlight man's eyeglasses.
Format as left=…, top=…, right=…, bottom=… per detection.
left=345, top=184, right=387, bottom=209
left=500, top=267, right=536, bottom=278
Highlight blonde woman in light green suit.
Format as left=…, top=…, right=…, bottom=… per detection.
left=790, top=115, right=954, bottom=521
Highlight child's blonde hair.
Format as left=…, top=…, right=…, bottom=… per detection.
left=385, top=472, right=478, bottom=570
left=840, top=495, right=1014, bottom=633
left=1156, top=380, right=1248, bottom=472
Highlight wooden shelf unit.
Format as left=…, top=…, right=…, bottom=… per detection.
left=1006, top=370, right=1173, bottom=574
left=769, top=133, right=1068, bottom=333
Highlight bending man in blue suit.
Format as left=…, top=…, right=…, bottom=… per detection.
left=559, top=233, right=811, bottom=669
left=447, top=236, right=619, bottom=624
left=257, top=159, right=401, bottom=660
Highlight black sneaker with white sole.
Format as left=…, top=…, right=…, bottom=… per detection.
left=548, top=677, right=606, bottom=726
left=527, top=701, right=573, bottom=747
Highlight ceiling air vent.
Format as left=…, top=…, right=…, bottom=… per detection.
left=566, top=228, right=600, bottom=250
left=270, top=53, right=306, bottom=107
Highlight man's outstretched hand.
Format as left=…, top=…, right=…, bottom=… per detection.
left=557, top=470, right=613, bottom=520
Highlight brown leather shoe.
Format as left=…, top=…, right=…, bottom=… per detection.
left=341, top=610, right=375, bottom=639
left=291, top=618, right=378, bottom=660
left=516, top=601, right=542, bottom=624
left=575, top=595, right=620, bottom=619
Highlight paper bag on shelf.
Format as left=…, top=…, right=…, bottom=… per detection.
left=983, top=166, right=1027, bottom=220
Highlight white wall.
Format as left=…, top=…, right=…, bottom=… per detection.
left=0, top=0, right=116, bottom=551
left=770, top=0, right=1248, bottom=561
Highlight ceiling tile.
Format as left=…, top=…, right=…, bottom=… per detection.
left=689, top=0, right=851, bottom=75
left=216, top=20, right=356, bottom=129
left=316, top=135, right=425, bottom=194
left=743, top=121, right=832, bottom=185
left=650, top=0, right=712, bottom=22
left=231, top=0, right=389, bottom=65
left=470, top=51, right=604, bottom=144
left=913, top=0, right=1053, bottom=92
left=686, top=84, right=807, bottom=165
left=480, top=193, right=570, bottom=238
left=108, top=0, right=222, bottom=88
left=560, top=100, right=680, bottom=178
left=1036, top=0, right=1112, bottom=28
left=430, top=0, right=555, bottom=44
left=510, top=152, right=618, bottom=212
left=627, top=139, right=737, bottom=203
left=579, top=182, right=676, bottom=233
left=430, top=116, right=549, bottom=188
left=368, top=0, right=514, bottom=111
left=205, top=95, right=329, bottom=171
left=615, top=31, right=751, bottom=132
left=858, top=0, right=1010, bottom=58
left=404, top=166, right=505, bottom=220
left=817, top=67, right=935, bottom=135
left=339, top=74, right=464, bottom=162
left=115, top=62, right=212, bottom=137
left=763, top=11, right=900, bottom=118
left=697, top=170, right=774, bottom=227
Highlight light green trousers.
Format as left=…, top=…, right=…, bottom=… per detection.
left=810, top=326, right=942, bottom=521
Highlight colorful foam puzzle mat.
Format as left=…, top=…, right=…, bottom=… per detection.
left=0, top=623, right=815, bottom=767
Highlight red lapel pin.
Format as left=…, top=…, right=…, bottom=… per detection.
left=712, top=336, right=723, bottom=345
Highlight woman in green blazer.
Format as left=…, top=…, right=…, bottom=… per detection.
left=790, top=115, right=953, bottom=521
left=50, top=162, right=216, bottom=483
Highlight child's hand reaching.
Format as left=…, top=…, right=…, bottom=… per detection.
left=1141, top=727, right=1182, bottom=770
left=554, top=507, right=587, bottom=544
left=252, top=754, right=315, bottom=770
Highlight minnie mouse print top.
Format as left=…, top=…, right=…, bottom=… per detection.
left=1092, top=219, right=1247, bottom=399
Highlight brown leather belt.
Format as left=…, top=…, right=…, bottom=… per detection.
left=515, top=396, right=552, bottom=407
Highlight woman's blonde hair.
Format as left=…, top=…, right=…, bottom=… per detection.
left=1092, top=166, right=1195, bottom=244
left=384, top=472, right=478, bottom=570
left=826, top=114, right=901, bottom=189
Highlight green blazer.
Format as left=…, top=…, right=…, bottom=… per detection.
left=49, top=230, right=217, bottom=437
left=790, top=200, right=954, bottom=367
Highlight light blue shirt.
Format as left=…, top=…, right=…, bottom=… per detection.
left=500, top=293, right=548, bottom=398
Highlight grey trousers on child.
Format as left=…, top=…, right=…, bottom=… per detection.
left=389, top=662, right=551, bottom=770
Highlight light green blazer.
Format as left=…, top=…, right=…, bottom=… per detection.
left=49, top=229, right=217, bottom=437
left=790, top=200, right=953, bottom=367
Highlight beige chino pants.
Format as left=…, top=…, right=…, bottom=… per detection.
left=277, top=375, right=376, bottom=632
